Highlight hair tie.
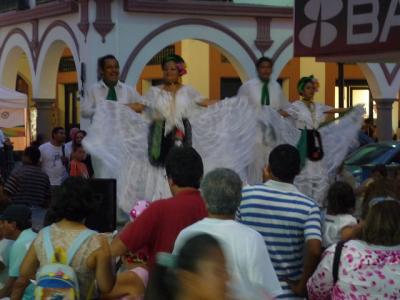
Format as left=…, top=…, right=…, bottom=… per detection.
left=156, top=252, right=177, bottom=269
left=369, top=196, right=398, bottom=207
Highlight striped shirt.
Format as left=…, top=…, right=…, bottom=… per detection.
left=4, top=164, right=51, bottom=207
left=238, top=180, right=322, bottom=300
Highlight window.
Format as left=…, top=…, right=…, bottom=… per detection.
left=58, top=57, right=77, bottom=73
left=335, top=80, right=374, bottom=119
left=0, top=0, right=18, bottom=13
left=220, top=77, right=241, bottom=99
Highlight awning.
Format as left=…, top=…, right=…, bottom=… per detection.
left=0, top=86, right=28, bottom=109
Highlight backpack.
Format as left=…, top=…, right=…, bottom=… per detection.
left=34, top=226, right=96, bottom=300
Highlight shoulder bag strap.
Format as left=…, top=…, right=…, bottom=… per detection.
left=332, top=240, right=346, bottom=284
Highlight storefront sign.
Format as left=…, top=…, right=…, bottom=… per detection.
left=294, top=0, right=400, bottom=59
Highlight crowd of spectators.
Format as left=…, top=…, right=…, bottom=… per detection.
left=0, top=125, right=399, bottom=299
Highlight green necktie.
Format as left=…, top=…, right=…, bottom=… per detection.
left=106, top=84, right=117, bottom=101
left=261, top=80, right=270, bottom=106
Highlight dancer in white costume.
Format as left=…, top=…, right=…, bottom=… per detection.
left=238, top=57, right=290, bottom=184
left=280, top=76, right=364, bottom=206
left=81, top=54, right=145, bottom=179
left=83, top=55, right=256, bottom=213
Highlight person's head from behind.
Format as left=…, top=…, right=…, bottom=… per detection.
left=98, top=54, right=119, bottom=85
left=145, top=234, right=228, bottom=300
left=362, top=178, right=399, bottom=220
left=201, top=168, right=242, bottom=218
left=74, top=130, right=87, bottom=145
left=256, top=57, right=273, bottom=82
left=326, top=181, right=356, bottom=215
left=22, top=146, right=41, bottom=166
left=72, top=144, right=86, bottom=162
left=362, top=180, right=400, bottom=246
left=370, top=164, right=387, bottom=179
left=51, top=127, right=66, bottom=144
left=0, top=204, right=31, bottom=239
left=51, top=177, right=98, bottom=223
left=268, top=144, right=300, bottom=183
left=165, top=147, right=203, bottom=193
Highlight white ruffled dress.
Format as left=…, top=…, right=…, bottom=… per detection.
left=83, top=85, right=257, bottom=213
left=83, top=85, right=363, bottom=212
left=283, top=101, right=364, bottom=206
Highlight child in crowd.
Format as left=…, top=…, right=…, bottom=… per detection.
left=101, top=200, right=150, bottom=300
left=70, top=144, right=89, bottom=178
left=322, top=182, right=358, bottom=248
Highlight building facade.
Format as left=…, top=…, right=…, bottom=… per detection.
left=0, top=0, right=399, bottom=148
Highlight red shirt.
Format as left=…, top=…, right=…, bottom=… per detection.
left=119, top=189, right=207, bottom=265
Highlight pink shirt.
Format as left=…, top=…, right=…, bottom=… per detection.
left=307, top=240, right=400, bottom=300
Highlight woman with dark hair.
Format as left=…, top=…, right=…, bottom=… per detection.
left=13, top=177, right=114, bottom=299
left=307, top=178, right=400, bottom=299
left=145, top=233, right=229, bottom=300
left=258, top=76, right=363, bottom=206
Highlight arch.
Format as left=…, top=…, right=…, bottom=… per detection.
left=121, top=18, right=258, bottom=85
left=0, top=29, right=35, bottom=89
left=35, top=21, right=80, bottom=98
left=271, top=36, right=293, bottom=79
left=358, top=63, right=400, bottom=99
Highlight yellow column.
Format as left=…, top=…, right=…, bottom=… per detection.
left=181, top=39, right=210, bottom=98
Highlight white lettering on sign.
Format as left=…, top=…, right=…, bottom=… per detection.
left=380, top=0, right=400, bottom=42
left=347, top=0, right=379, bottom=45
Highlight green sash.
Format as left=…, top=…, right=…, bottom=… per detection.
left=150, top=120, right=164, bottom=162
left=297, top=128, right=308, bottom=169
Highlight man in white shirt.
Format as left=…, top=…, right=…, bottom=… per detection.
left=238, top=56, right=288, bottom=112
left=174, top=168, right=283, bottom=300
left=81, top=54, right=144, bottom=119
left=39, top=127, right=68, bottom=186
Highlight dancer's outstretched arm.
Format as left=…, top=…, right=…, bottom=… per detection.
left=325, top=107, right=349, bottom=114
left=126, top=103, right=146, bottom=113
left=197, top=98, right=219, bottom=107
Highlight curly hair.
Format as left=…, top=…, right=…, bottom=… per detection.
left=51, top=177, right=100, bottom=222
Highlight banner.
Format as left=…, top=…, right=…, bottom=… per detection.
left=0, top=109, right=25, bottom=137
left=294, top=0, right=400, bottom=59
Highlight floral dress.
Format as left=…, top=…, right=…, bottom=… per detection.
left=307, top=239, right=400, bottom=300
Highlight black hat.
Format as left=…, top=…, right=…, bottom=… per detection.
left=0, top=204, right=31, bottom=224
